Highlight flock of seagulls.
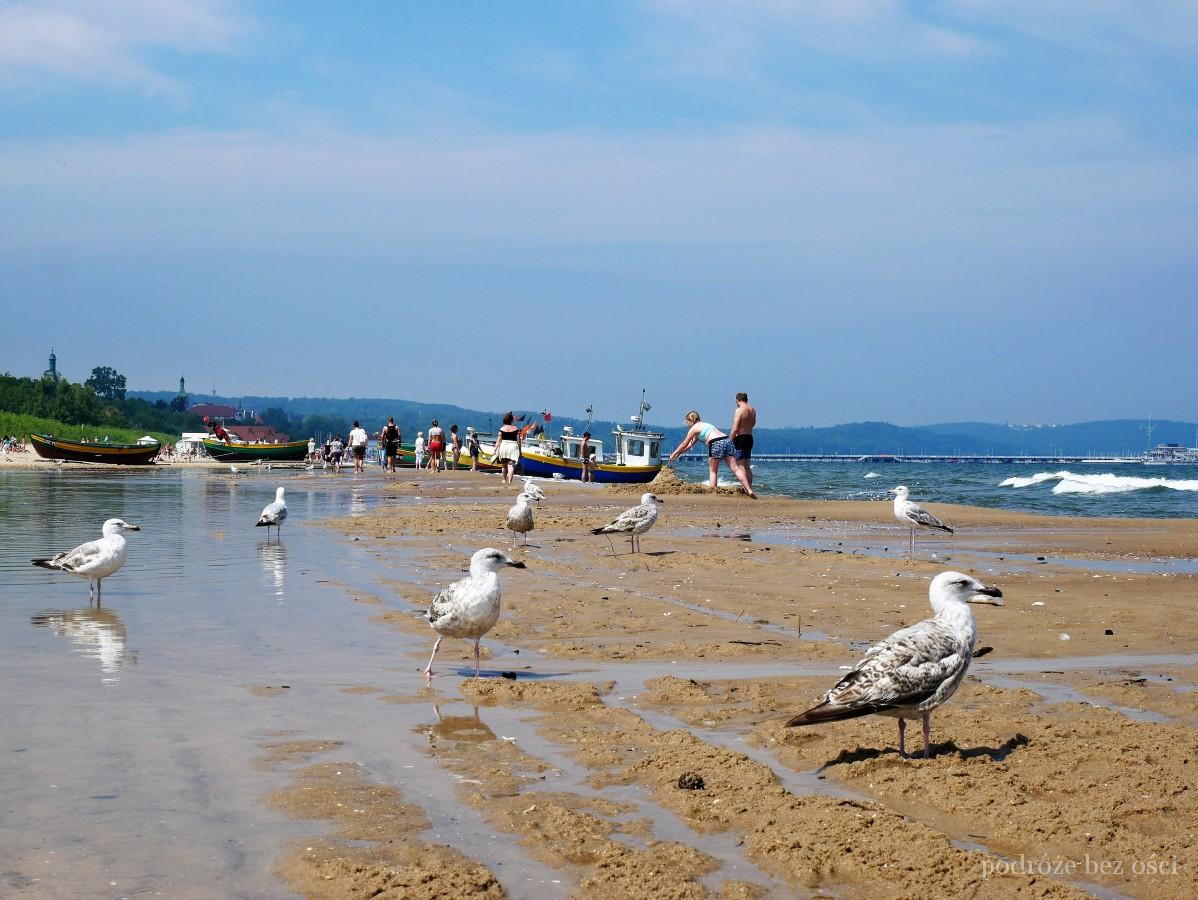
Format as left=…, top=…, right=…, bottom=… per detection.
left=29, top=470, right=997, bottom=760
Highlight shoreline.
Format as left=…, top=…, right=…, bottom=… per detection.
left=270, top=468, right=1198, bottom=897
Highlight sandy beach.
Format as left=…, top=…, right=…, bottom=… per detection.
left=237, top=467, right=1198, bottom=898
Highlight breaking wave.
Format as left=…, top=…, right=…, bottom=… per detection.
left=864, top=472, right=882, bottom=479
left=1000, top=471, right=1198, bottom=495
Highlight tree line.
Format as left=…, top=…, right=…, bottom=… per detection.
left=0, top=369, right=204, bottom=437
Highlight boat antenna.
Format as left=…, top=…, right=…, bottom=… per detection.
left=584, top=404, right=594, bottom=430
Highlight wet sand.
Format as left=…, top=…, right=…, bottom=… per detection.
left=272, top=469, right=1198, bottom=898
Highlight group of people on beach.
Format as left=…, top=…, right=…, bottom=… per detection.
left=667, top=392, right=757, bottom=498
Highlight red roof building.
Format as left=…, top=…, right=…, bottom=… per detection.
left=190, top=403, right=238, bottom=419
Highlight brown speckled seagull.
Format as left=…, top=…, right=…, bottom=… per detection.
left=786, top=572, right=1003, bottom=759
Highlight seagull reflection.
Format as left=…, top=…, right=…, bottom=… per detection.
left=30, top=607, right=136, bottom=681
left=258, top=540, right=287, bottom=594
left=418, top=705, right=496, bottom=748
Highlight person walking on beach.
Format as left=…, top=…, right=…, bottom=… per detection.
left=330, top=435, right=345, bottom=473
left=580, top=431, right=595, bottom=483
left=381, top=417, right=401, bottom=473
left=427, top=420, right=445, bottom=472
left=449, top=425, right=462, bottom=471
left=414, top=432, right=426, bottom=471
left=492, top=412, right=521, bottom=485
left=667, top=411, right=756, bottom=498
left=349, top=420, right=368, bottom=473
left=467, top=429, right=482, bottom=471
left=730, top=392, right=757, bottom=493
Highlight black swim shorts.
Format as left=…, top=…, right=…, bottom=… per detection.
left=732, top=434, right=753, bottom=460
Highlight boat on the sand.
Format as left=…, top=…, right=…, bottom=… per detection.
left=30, top=433, right=160, bottom=466
left=202, top=437, right=310, bottom=463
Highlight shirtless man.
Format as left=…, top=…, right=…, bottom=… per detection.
left=730, top=392, right=757, bottom=491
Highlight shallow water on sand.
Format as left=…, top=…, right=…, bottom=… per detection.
left=0, top=469, right=566, bottom=898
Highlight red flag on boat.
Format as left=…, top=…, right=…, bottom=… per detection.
left=543, top=410, right=552, bottom=422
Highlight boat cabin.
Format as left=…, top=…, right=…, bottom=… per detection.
left=610, top=424, right=663, bottom=467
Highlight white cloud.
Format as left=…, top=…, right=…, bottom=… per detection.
left=0, top=0, right=249, bottom=95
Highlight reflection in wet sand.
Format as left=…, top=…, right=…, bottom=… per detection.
left=420, top=704, right=495, bottom=746
left=258, top=540, right=286, bottom=595
left=30, top=606, right=135, bottom=682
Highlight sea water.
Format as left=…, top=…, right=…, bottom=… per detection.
left=673, top=459, right=1198, bottom=519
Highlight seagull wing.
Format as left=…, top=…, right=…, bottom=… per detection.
left=593, top=504, right=647, bottom=535
left=32, top=538, right=106, bottom=573
left=786, top=620, right=969, bottom=725
left=425, top=579, right=466, bottom=628
left=257, top=500, right=286, bottom=526
left=905, top=501, right=952, bottom=533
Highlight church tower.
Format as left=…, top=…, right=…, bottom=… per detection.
left=179, top=375, right=186, bottom=396
left=42, top=350, right=59, bottom=382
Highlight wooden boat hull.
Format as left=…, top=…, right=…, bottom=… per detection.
left=391, top=445, right=500, bottom=471
left=202, top=438, right=309, bottom=463
left=516, top=447, right=661, bottom=484
left=31, top=433, right=159, bottom=465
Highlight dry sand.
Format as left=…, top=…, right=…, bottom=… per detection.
left=274, top=470, right=1196, bottom=897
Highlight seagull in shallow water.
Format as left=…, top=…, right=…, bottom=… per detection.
left=256, top=486, right=287, bottom=538
left=31, top=518, right=141, bottom=603
left=423, top=548, right=526, bottom=679
left=786, top=571, right=1003, bottom=759
left=505, top=491, right=538, bottom=544
left=591, top=492, right=662, bottom=553
left=890, top=485, right=953, bottom=555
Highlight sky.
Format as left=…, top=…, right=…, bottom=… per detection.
left=2, top=1, right=1196, bottom=428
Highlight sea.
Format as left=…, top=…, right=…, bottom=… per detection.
left=673, top=459, right=1198, bottom=519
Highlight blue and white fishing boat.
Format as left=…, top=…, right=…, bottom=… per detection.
left=484, top=393, right=664, bottom=484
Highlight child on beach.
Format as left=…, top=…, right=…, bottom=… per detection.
left=414, top=432, right=426, bottom=470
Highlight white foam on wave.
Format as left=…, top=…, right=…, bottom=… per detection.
left=999, top=471, right=1071, bottom=489
left=1001, top=471, right=1198, bottom=495
left=864, top=472, right=882, bottom=479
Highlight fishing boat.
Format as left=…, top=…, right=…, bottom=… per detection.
left=31, top=433, right=160, bottom=466
left=392, top=442, right=501, bottom=471
left=483, top=393, right=664, bottom=484
left=201, top=437, right=310, bottom=463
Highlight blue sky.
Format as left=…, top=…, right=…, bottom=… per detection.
left=2, top=1, right=1196, bottom=427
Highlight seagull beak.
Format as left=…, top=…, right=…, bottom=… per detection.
left=125, top=524, right=141, bottom=531
left=967, top=586, right=1003, bottom=606
left=507, top=560, right=527, bottom=569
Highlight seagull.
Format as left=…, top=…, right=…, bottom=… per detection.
left=423, top=548, right=526, bottom=679
left=890, top=485, right=953, bottom=555
left=520, top=476, right=547, bottom=501
left=31, top=518, right=141, bottom=603
left=256, top=486, right=287, bottom=538
left=785, top=572, right=1003, bottom=759
left=505, top=491, right=538, bottom=544
left=591, top=492, right=662, bottom=553
left=228, top=465, right=240, bottom=476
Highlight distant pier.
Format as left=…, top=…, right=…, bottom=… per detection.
left=678, top=453, right=1143, bottom=465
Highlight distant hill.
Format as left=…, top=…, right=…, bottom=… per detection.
left=128, top=392, right=1194, bottom=456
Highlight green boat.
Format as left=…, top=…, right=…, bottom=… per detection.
left=202, top=438, right=310, bottom=463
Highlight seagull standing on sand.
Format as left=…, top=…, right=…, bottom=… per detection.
left=31, top=518, right=141, bottom=603
left=591, top=492, right=662, bottom=553
left=520, top=476, right=546, bottom=501
left=890, top=485, right=953, bottom=555
left=505, top=491, right=538, bottom=544
left=423, top=548, right=526, bottom=679
left=786, top=571, right=1003, bottom=759
left=256, top=486, right=287, bottom=538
